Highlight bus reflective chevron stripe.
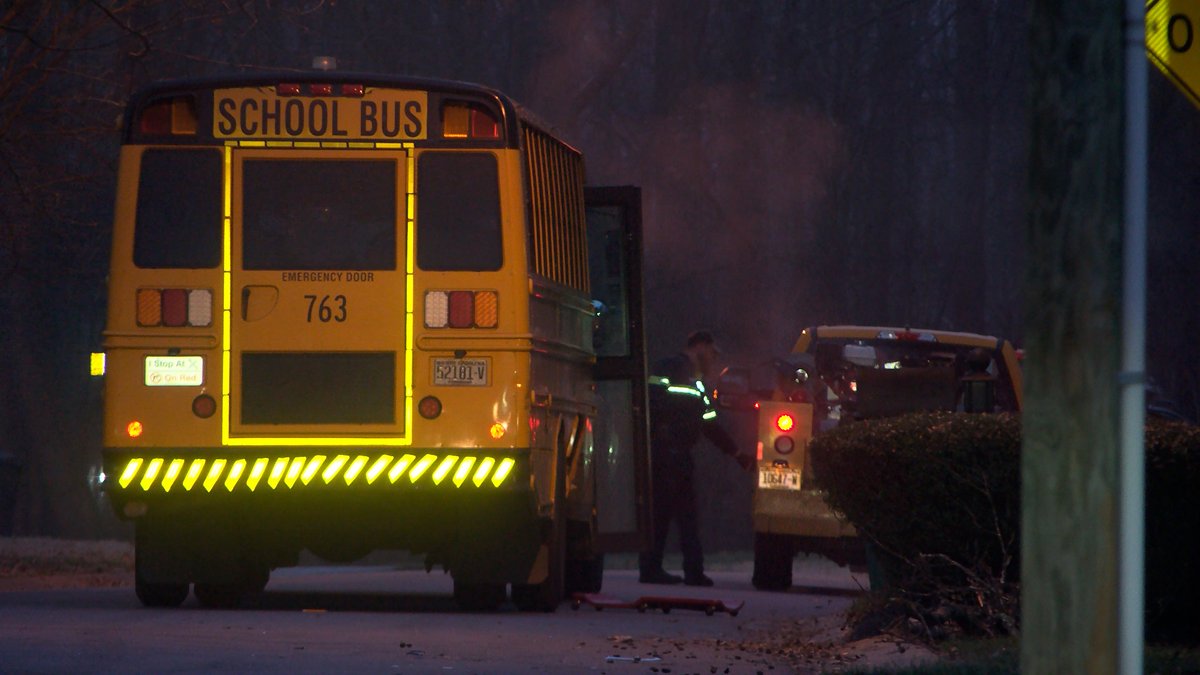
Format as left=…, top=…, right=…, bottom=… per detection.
left=110, top=454, right=522, bottom=492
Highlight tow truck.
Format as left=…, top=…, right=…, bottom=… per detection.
left=717, top=325, right=1023, bottom=590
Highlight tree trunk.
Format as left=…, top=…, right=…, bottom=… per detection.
left=1023, top=1, right=1124, bottom=673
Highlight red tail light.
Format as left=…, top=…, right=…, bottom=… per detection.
left=138, top=96, right=198, bottom=135
left=471, top=108, right=499, bottom=139
left=775, top=413, right=795, bottom=433
left=448, top=291, right=475, bottom=328
left=160, top=289, right=188, bottom=327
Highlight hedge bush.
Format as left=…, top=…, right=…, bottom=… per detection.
left=1144, top=418, right=1200, bottom=641
left=811, top=412, right=1021, bottom=584
left=810, top=412, right=1200, bottom=641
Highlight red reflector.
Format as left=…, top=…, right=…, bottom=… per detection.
left=341, top=84, right=365, bottom=97
left=277, top=83, right=302, bottom=96
left=310, top=83, right=333, bottom=96
left=161, top=289, right=188, bottom=327
left=775, top=413, right=795, bottom=433
left=418, top=396, right=442, bottom=419
left=448, top=291, right=474, bottom=328
left=192, top=394, right=216, bottom=419
left=470, top=108, right=499, bottom=139
left=139, top=100, right=172, bottom=135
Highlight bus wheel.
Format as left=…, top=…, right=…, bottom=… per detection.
left=513, top=519, right=566, bottom=611
left=751, top=532, right=794, bottom=591
left=135, top=577, right=189, bottom=608
left=565, top=553, right=604, bottom=595
left=453, top=581, right=506, bottom=611
left=194, top=582, right=244, bottom=609
left=242, top=564, right=270, bottom=594
left=134, top=535, right=188, bottom=608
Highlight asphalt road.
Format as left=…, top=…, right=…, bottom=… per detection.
left=0, top=558, right=870, bottom=674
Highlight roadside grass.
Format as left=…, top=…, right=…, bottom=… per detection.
left=0, top=537, right=133, bottom=577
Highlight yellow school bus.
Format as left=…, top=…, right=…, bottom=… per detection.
left=98, top=73, right=651, bottom=610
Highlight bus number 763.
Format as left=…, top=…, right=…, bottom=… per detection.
left=304, top=294, right=347, bottom=323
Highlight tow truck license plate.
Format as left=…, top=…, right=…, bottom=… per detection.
left=758, top=468, right=801, bottom=490
left=432, top=358, right=489, bottom=386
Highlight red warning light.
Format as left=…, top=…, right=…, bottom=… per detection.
left=775, top=413, right=795, bottom=433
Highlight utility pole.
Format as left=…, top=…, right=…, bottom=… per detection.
left=1023, top=1, right=1125, bottom=673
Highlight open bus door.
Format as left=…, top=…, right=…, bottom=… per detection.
left=585, top=186, right=652, bottom=554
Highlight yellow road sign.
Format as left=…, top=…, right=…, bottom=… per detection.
left=1147, top=0, right=1200, bottom=108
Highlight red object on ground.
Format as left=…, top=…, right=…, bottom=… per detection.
left=570, top=592, right=743, bottom=617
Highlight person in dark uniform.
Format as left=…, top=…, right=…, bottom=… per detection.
left=639, top=330, right=753, bottom=587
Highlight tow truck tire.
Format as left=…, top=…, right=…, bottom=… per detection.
left=135, top=578, right=189, bottom=608
left=751, top=532, right=794, bottom=591
left=453, top=581, right=506, bottom=611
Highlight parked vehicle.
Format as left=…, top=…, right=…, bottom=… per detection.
left=717, top=325, right=1023, bottom=591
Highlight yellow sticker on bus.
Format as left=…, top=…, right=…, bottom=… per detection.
left=213, top=87, right=428, bottom=141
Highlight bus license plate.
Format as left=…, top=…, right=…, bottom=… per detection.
left=432, top=358, right=489, bottom=386
left=758, top=468, right=801, bottom=490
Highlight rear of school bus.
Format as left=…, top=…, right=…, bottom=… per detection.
left=100, top=74, right=599, bottom=610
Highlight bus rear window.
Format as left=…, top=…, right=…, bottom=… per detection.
left=134, top=149, right=222, bottom=269
left=417, top=153, right=502, bottom=271
left=242, top=160, right=397, bottom=271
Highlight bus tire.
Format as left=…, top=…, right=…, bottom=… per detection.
left=134, top=527, right=188, bottom=608
left=193, top=582, right=244, bottom=609
left=751, top=532, right=794, bottom=591
left=453, top=580, right=506, bottom=611
left=511, top=539, right=565, bottom=612
left=135, top=577, right=189, bottom=608
left=565, top=553, right=604, bottom=595
left=242, top=563, right=270, bottom=594
left=513, top=514, right=566, bottom=612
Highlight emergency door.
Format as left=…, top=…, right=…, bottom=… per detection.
left=228, top=149, right=409, bottom=442
left=586, top=185, right=652, bottom=551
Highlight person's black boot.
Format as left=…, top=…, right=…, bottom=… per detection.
left=684, top=573, right=714, bottom=587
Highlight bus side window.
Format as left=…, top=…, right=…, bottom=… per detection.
left=416, top=153, right=502, bottom=271
left=134, top=148, right=222, bottom=269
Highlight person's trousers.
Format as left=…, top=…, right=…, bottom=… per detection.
left=639, top=448, right=704, bottom=577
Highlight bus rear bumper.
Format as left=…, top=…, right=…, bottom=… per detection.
left=104, top=447, right=541, bottom=585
